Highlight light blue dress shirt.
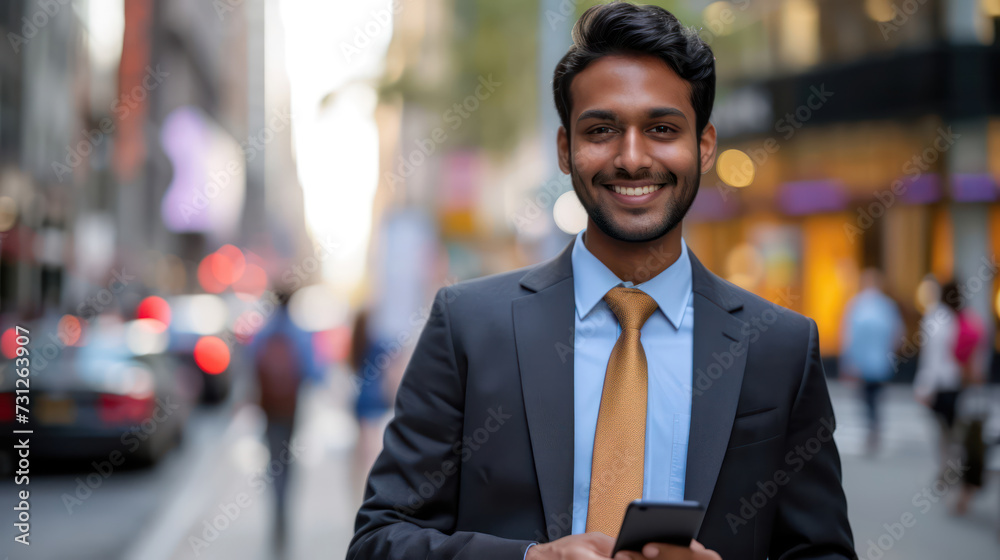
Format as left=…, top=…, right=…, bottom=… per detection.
left=524, top=230, right=694, bottom=556
left=569, top=228, right=694, bottom=535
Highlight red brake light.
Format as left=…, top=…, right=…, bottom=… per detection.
left=97, top=393, right=153, bottom=424
left=194, top=336, right=230, bottom=375
left=0, top=393, right=13, bottom=422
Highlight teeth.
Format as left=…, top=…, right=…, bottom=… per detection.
left=612, top=184, right=662, bottom=196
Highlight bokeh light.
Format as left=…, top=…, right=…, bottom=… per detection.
left=198, top=253, right=227, bottom=293
left=136, top=296, right=171, bottom=331
left=716, top=149, right=755, bottom=188
left=58, top=315, right=83, bottom=346
left=213, top=244, right=247, bottom=285
left=553, top=191, right=588, bottom=234
left=194, top=335, right=231, bottom=374
left=1, top=328, right=20, bottom=359
left=233, top=263, right=268, bottom=300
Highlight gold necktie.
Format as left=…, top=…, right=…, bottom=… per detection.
left=586, top=286, right=659, bottom=538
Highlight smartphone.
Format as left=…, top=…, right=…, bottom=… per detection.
left=612, top=500, right=705, bottom=556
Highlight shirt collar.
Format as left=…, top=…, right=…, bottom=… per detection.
left=570, top=228, right=692, bottom=329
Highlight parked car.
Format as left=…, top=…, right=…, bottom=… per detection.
left=0, top=314, right=197, bottom=472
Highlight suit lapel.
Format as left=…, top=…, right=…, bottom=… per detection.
left=513, top=241, right=576, bottom=542
left=684, top=252, right=748, bottom=535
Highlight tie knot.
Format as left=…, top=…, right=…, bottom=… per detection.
left=604, top=286, right=658, bottom=331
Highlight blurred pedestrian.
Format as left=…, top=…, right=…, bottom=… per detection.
left=950, top=289, right=988, bottom=515
left=913, top=281, right=964, bottom=478
left=251, top=287, right=321, bottom=559
left=347, top=309, right=399, bottom=493
left=840, top=268, right=904, bottom=455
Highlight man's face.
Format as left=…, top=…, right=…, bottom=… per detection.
left=557, top=53, right=716, bottom=242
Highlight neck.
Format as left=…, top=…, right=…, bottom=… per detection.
left=583, top=218, right=684, bottom=284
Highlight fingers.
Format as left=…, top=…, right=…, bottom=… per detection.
left=639, top=542, right=688, bottom=558
left=634, top=540, right=720, bottom=559
left=691, top=540, right=722, bottom=559
left=585, top=531, right=616, bottom=555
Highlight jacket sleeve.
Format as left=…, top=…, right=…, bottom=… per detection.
left=769, top=319, right=858, bottom=560
left=347, top=287, right=536, bottom=560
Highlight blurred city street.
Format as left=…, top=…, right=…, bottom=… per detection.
left=0, top=0, right=999, bottom=558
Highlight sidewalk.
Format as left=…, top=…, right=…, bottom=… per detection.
left=830, top=382, right=1000, bottom=559
left=158, top=369, right=361, bottom=560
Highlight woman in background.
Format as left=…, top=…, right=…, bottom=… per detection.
left=348, top=309, right=397, bottom=493
left=913, top=281, right=963, bottom=477
left=951, top=288, right=987, bottom=515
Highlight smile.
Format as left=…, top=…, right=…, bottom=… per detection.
left=605, top=184, right=664, bottom=196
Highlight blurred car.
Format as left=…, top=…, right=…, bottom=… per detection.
left=0, top=314, right=198, bottom=473
left=165, top=294, right=237, bottom=404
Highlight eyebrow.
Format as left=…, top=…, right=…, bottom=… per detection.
left=576, top=107, right=688, bottom=124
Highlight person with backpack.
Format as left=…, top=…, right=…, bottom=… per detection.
left=252, top=287, right=321, bottom=557
left=950, top=284, right=988, bottom=515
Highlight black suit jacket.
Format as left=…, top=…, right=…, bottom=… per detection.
left=348, top=240, right=856, bottom=560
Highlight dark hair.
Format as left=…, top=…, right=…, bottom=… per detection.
left=348, top=309, right=370, bottom=373
left=552, top=1, right=716, bottom=137
left=941, top=281, right=962, bottom=312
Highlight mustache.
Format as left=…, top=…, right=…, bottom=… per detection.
left=592, top=169, right=678, bottom=186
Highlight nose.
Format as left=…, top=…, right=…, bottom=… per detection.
left=613, top=127, right=653, bottom=176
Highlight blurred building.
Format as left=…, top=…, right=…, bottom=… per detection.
left=0, top=0, right=317, bottom=324
left=686, top=0, right=1000, bottom=380
left=371, top=0, right=1000, bottom=381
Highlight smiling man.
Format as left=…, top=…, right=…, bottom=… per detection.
left=348, top=3, right=856, bottom=560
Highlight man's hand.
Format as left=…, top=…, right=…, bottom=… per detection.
left=611, top=539, right=721, bottom=560
left=526, top=532, right=615, bottom=560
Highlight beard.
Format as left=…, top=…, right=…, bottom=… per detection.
left=568, top=148, right=701, bottom=243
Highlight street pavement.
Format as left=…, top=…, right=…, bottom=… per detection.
left=832, top=382, right=1000, bottom=560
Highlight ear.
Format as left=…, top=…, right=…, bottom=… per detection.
left=699, top=121, right=718, bottom=175
left=557, top=126, right=571, bottom=174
